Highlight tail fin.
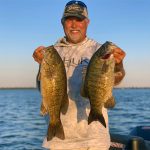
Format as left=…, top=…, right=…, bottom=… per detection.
left=88, top=109, right=106, bottom=128
left=47, top=121, right=65, bottom=141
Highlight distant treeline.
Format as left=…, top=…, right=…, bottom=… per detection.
left=0, top=87, right=37, bottom=90
left=114, top=87, right=150, bottom=89
left=0, top=87, right=150, bottom=90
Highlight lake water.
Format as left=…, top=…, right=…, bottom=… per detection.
left=0, top=88, right=150, bottom=150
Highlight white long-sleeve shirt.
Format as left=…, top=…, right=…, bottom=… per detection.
left=42, top=37, right=111, bottom=150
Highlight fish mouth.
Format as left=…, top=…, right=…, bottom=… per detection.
left=102, top=53, right=112, bottom=59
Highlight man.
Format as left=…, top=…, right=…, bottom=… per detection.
left=33, top=1, right=126, bottom=150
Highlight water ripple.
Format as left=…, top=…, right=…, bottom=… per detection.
left=109, top=88, right=150, bottom=134
left=0, top=88, right=150, bottom=149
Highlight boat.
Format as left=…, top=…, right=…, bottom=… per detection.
left=109, top=126, right=150, bottom=150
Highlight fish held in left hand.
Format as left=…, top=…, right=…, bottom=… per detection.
left=39, top=46, right=68, bottom=141
left=81, top=41, right=116, bottom=128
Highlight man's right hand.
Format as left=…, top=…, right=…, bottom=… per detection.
left=32, top=46, right=45, bottom=64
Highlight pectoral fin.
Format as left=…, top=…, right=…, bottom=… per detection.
left=80, top=66, right=88, bottom=98
left=40, top=102, right=48, bottom=116
left=80, top=85, right=87, bottom=98
left=36, top=65, right=41, bottom=91
left=61, top=93, right=69, bottom=114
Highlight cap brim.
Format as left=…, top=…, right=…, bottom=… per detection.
left=62, top=13, right=86, bottom=20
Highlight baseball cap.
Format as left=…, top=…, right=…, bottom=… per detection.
left=61, top=0, right=88, bottom=23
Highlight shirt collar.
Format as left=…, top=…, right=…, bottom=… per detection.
left=54, top=37, right=89, bottom=47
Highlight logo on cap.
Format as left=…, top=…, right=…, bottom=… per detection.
left=66, top=4, right=84, bottom=13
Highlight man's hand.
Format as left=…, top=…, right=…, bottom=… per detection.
left=113, top=47, right=126, bottom=64
left=112, top=47, right=126, bottom=85
left=32, top=46, right=45, bottom=64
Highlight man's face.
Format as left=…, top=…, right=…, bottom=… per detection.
left=63, top=17, right=89, bottom=44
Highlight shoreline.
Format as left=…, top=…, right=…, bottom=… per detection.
left=0, top=87, right=150, bottom=90
left=0, top=87, right=37, bottom=90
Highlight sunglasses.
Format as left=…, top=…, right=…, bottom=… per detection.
left=66, top=0, right=87, bottom=9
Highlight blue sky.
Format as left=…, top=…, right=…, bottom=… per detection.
left=0, top=0, right=150, bottom=87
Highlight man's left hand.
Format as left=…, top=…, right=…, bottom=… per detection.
left=113, top=47, right=126, bottom=64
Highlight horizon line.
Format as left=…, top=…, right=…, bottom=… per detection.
left=0, top=86, right=150, bottom=89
